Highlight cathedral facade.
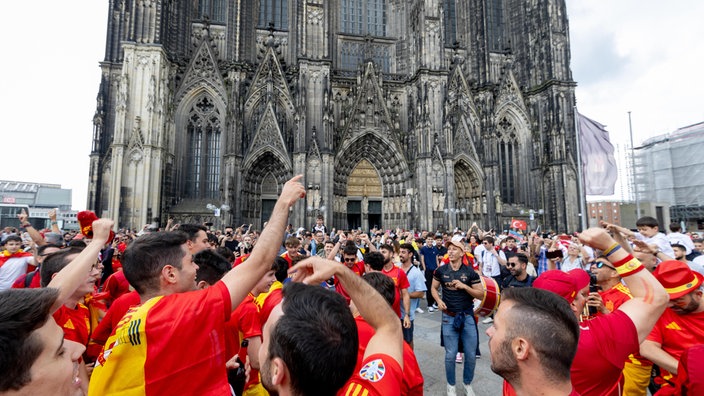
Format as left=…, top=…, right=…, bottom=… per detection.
left=87, top=0, right=581, bottom=233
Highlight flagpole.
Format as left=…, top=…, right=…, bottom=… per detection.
left=574, top=107, right=588, bottom=231
left=628, top=111, right=641, bottom=218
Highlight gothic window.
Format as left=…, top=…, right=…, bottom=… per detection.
left=443, top=0, right=457, bottom=47
left=339, top=41, right=390, bottom=72
left=486, top=0, right=505, bottom=52
left=198, top=0, right=226, bottom=23
left=259, top=0, right=288, bottom=30
left=340, top=0, right=386, bottom=37
left=185, top=97, right=221, bottom=199
left=497, top=117, right=518, bottom=204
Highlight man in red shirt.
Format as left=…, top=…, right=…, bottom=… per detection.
left=487, top=287, right=581, bottom=396
left=640, top=260, right=704, bottom=390
left=533, top=227, right=669, bottom=396
left=376, top=244, right=411, bottom=328
left=89, top=175, right=305, bottom=396
left=258, top=256, right=403, bottom=396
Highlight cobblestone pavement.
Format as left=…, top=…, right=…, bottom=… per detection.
left=412, top=300, right=504, bottom=395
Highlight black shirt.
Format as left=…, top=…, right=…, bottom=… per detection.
left=433, top=264, right=480, bottom=313
left=501, top=274, right=535, bottom=290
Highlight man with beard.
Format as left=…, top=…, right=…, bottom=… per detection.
left=88, top=176, right=305, bottom=396
left=258, top=256, right=404, bottom=396
left=500, top=253, right=534, bottom=289
left=532, top=228, right=669, bottom=396
left=640, top=260, right=704, bottom=391
left=486, top=287, right=580, bottom=395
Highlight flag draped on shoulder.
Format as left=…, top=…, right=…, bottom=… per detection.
left=577, top=112, right=618, bottom=195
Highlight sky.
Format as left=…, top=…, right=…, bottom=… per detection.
left=1, top=1, right=702, bottom=210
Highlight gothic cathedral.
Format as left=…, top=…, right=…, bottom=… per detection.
left=87, top=0, right=581, bottom=233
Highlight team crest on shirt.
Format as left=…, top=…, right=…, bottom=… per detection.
left=459, top=274, right=468, bottom=282
left=359, top=359, right=386, bottom=382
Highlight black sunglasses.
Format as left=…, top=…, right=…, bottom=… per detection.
left=594, top=261, right=616, bottom=270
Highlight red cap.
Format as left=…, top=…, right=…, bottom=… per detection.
left=76, top=210, right=115, bottom=243
left=534, top=269, right=590, bottom=304
left=653, top=260, right=704, bottom=300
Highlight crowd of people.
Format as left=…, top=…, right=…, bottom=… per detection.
left=1, top=177, right=703, bottom=395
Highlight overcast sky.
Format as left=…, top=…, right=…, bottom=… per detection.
left=1, top=1, right=702, bottom=210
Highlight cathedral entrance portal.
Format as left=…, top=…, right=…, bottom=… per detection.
left=346, top=160, right=382, bottom=232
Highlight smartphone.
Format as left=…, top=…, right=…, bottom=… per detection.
left=546, top=250, right=564, bottom=260
left=588, top=275, right=600, bottom=316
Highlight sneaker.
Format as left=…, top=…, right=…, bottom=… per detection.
left=481, top=317, right=494, bottom=324
left=455, top=352, right=463, bottom=363
left=428, top=306, right=437, bottom=312
left=463, top=383, right=476, bottom=396
left=432, top=303, right=439, bottom=309
left=415, top=307, right=424, bottom=314
left=476, top=353, right=481, bottom=359
left=447, top=384, right=457, bottom=396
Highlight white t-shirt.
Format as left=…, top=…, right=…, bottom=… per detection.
left=0, top=255, right=33, bottom=291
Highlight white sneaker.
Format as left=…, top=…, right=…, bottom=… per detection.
left=455, top=352, right=463, bottom=363
left=447, top=384, right=457, bottom=396
left=428, top=306, right=437, bottom=312
left=463, top=383, right=476, bottom=396
left=416, top=307, right=424, bottom=313
left=482, top=317, right=494, bottom=324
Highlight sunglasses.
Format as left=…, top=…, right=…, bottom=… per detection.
left=343, top=258, right=356, bottom=262
left=594, top=261, right=616, bottom=270
left=506, top=262, right=518, bottom=268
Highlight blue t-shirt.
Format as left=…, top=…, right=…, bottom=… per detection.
left=419, top=245, right=439, bottom=271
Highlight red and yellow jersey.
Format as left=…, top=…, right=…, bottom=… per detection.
left=599, top=283, right=632, bottom=313
left=381, top=266, right=410, bottom=316
left=89, top=282, right=232, bottom=396
left=230, top=294, right=263, bottom=391
left=338, top=353, right=403, bottom=396
left=254, top=281, right=283, bottom=325
left=53, top=303, right=91, bottom=346
left=352, top=317, right=423, bottom=396
left=646, top=308, right=704, bottom=385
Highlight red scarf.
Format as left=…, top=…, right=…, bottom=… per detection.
left=0, top=250, right=33, bottom=269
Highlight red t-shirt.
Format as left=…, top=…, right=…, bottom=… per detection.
left=254, top=281, right=283, bottom=325
left=674, top=344, right=704, bottom=395
left=88, top=291, right=142, bottom=361
left=351, top=317, right=423, bottom=396
left=335, top=260, right=365, bottom=304
left=646, top=308, right=704, bottom=386
left=503, top=381, right=581, bottom=395
left=89, top=282, right=232, bottom=396
left=339, top=353, right=403, bottom=396
left=382, top=266, right=410, bottom=316
left=11, top=268, right=42, bottom=289
left=103, top=270, right=131, bottom=304
left=229, top=294, right=263, bottom=390
left=53, top=303, right=91, bottom=346
left=572, top=310, right=639, bottom=396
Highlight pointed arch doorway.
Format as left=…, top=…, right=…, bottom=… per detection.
left=346, top=159, right=382, bottom=231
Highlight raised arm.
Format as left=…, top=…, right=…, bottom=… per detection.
left=290, top=256, right=403, bottom=367
left=47, top=218, right=114, bottom=312
left=18, top=209, right=45, bottom=247
left=578, top=227, right=669, bottom=343
left=221, top=175, right=305, bottom=309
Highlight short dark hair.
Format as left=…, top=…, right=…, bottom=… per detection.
left=363, top=272, right=395, bottom=307
left=379, top=243, right=394, bottom=254
left=177, top=224, right=207, bottom=241
left=273, top=257, right=289, bottom=282
left=215, top=246, right=235, bottom=263
left=483, top=236, right=495, bottom=244
left=505, top=236, right=516, bottom=242
left=342, top=241, right=358, bottom=256
left=635, top=216, right=659, bottom=228
left=285, top=236, right=301, bottom=248
left=364, top=251, right=385, bottom=271
left=4, top=235, right=22, bottom=244
left=399, top=242, right=415, bottom=253
left=67, top=239, right=87, bottom=248
left=0, top=288, right=59, bottom=391
left=499, top=288, right=579, bottom=383
left=270, top=282, right=357, bottom=395
left=194, top=250, right=231, bottom=285
left=508, top=252, right=529, bottom=266
left=122, top=231, right=189, bottom=295
left=40, top=247, right=86, bottom=287
left=36, top=243, right=63, bottom=257
left=669, top=222, right=682, bottom=233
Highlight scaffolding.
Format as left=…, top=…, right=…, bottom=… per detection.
left=633, top=122, right=704, bottom=225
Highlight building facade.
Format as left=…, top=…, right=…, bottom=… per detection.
left=87, top=0, right=581, bottom=232
left=634, top=121, right=704, bottom=231
left=0, top=180, right=78, bottom=230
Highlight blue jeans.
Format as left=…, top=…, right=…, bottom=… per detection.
left=441, top=312, right=478, bottom=386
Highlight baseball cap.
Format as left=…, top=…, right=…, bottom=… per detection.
left=534, top=269, right=590, bottom=304
left=445, top=235, right=465, bottom=250
left=653, top=260, right=704, bottom=300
